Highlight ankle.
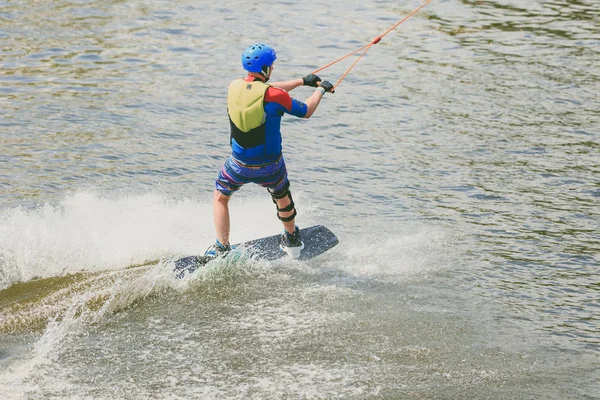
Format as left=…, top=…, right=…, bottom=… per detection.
left=216, top=239, right=231, bottom=251
left=285, top=226, right=299, bottom=236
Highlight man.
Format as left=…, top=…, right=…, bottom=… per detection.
left=206, top=43, right=334, bottom=259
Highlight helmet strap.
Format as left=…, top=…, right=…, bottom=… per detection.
left=261, top=65, right=272, bottom=81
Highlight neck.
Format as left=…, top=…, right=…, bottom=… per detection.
left=247, top=72, right=267, bottom=82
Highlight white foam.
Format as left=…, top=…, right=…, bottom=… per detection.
left=0, top=282, right=110, bottom=398
left=0, top=190, right=292, bottom=289
left=334, top=224, right=461, bottom=280
left=0, top=189, right=463, bottom=399
left=0, top=263, right=179, bottom=398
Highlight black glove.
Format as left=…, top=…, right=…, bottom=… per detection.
left=302, top=74, right=321, bottom=87
left=319, top=80, right=335, bottom=94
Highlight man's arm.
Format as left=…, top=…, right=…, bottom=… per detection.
left=304, top=81, right=334, bottom=119
left=265, top=79, right=333, bottom=119
left=303, top=89, right=324, bottom=119
left=270, top=74, right=322, bottom=92
left=270, top=78, right=304, bottom=92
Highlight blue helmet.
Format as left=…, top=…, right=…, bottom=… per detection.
left=241, top=43, right=277, bottom=74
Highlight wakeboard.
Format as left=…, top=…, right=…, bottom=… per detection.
left=173, top=225, right=339, bottom=279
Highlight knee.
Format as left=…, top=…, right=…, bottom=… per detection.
left=214, top=190, right=230, bottom=205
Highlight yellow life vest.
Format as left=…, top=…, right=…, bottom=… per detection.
left=227, top=79, right=270, bottom=132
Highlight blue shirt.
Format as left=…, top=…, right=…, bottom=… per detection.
left=231, top=79, right=308, bottom=165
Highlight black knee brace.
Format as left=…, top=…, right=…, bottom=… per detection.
left=268, top=183, right=297, bottom=222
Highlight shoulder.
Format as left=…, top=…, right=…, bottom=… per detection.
left=228, top=78, right=245, bottom=89
left=265, top=86, right=292, bottom=111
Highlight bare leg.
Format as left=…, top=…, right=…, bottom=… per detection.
left=213, top=189, right=231, bottom=245
left=275, top=194, right=296, bottom=234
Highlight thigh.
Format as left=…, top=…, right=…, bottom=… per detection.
left=215, top=157, right=249, bottom=196
left=256, top=157, right=289, bottom=193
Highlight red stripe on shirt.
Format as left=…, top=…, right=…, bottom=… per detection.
left=264, top=87, right=292, bottom=112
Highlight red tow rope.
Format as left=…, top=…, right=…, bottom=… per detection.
left=313, top=0, right=433, bottom=91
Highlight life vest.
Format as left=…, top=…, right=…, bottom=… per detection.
left=227, top=79, right=270, bottom=148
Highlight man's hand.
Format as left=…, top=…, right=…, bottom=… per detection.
left=302, top=74, right=321, bottom=87
left=319, top=81, right=335, bottom=94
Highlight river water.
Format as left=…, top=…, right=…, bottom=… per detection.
left=1, top=0, right=599, bottom=398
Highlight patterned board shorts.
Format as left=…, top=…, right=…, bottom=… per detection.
left=215, top=155, right=289, bottom=197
